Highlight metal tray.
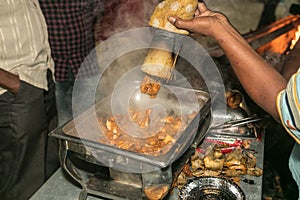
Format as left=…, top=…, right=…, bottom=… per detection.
left=50, top=86, right=211, bottom=172
left=180, top=176, right=245, bottom=200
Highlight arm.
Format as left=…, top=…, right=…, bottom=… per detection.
left=280, top=40, right=300, bottom=80
left=0, top=68, right=20, bottom=95
left=168, top=3, right=287, bottom=120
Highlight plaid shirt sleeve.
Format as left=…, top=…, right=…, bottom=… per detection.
left=39, top=1, right=104, bottom=81
left=277, top=68, right=300, bottom=144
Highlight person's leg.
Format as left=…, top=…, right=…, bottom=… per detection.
left=289, top=143, right=300, bottom=200
left=0, top=92, right=18, bottom=200
left=0, top=81, right=49, bottom=200
left=55, top=80, right=74, bottom=125
left=44, top=70, right=60, bottom=179
left=72, top=75, right=99, bottom=117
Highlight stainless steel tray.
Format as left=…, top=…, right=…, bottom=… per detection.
left=50, top=86, right=211, bottom=172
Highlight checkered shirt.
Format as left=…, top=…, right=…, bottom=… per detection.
left=39, top=1, right=104, bottom=81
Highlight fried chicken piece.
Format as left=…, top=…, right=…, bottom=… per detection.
left=148, top=0, right=198, bottom=35
left=106, top=118, right=119, bottom=134
left=177, top=171, right=187, bottom=185
left=144, top=185, right=169, bottom=200
left=227, top=165, right=247, bottom=175
left=230, top=177, right=241, bottom=185
left=204, top=155, right=225, bottom=171
left=140, top=75, right=161, bottom=98
left=223, top=169, right=242, bottom=177
left=244, top=150, right=257, bottom=168
left=226, top=90, right=242, bottom=109
left=203, top=170, right=222, bottom=176
left=191, top=158, right=204, bottom=171
left=247, top=167, right=263, bottom=177
left=163, top=134, right=175, bottom=144
left=192, top=169, right=204, bottom=177
left=224, top=148, right=246, bottom=167
left=173, top=171, right=188, bottom=189
left=182, top=164, right=193, bottom=177
left=213, top=150, right=223, bottom=159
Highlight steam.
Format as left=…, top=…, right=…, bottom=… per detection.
left=94, top=0, right=159, bottom=43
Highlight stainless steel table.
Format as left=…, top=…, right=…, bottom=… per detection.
left=30, top=135, right=264, bottom=200
left=30, top=168, right=101, bottom=200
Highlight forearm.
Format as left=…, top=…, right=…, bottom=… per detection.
left=0, top=68, right=20, bottom=95
left=212, top=21, right=287, bottom=119
left=280, top=40, right=300, bottom=80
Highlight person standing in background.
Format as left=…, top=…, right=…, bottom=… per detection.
left=39, top=1, right=104, bottom=125
left=94, top=0, right=159, bottom=43
left=0, top=1, right=59, bottom=199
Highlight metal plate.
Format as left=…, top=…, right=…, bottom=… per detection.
left=180, top=176, right=245, bottom=200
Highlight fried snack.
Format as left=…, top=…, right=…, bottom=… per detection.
left=247, top=167, right=263, bottom=177
left=176, top=171, right=187, bottom=185
left=182, top=163, right=193, bottom=177
left=144, top=185, right=169, bottom=200
left=140, top=75, right=161, bottom=98
left=192, top=169, right=204, bottom=177
left=172, top=143, right=263, bottom=189
left=141, top=0, right=198, bottom=84
left=98, top=110, right=197, bottom=156
left=131, top=108, right=152, bottom=128
left=226, top=90, right=243, bottom=109
left=141, top=47, right=174, bottom=80
left=224, top=148, right=245, bottom=167
left=148, top=0, right=198, bottom=35
left=191, top=158, right=204, bottom=171
left=204, top=155, right=224, bottom=172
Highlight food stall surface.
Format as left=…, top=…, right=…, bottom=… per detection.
left=30, top=168, right=100, bottom=200
left=30, top=135, right=264, bottom=200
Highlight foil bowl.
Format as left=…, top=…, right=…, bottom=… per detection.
left=179, top=176, right=245, bottom=200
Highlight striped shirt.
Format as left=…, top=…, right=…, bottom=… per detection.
left=0, top=0, right=54, bottom=95
left=277, top=68, right=300, bottom=144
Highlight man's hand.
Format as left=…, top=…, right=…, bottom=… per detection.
left=0, top=68, right=20, bottom=95
left=167, top=2, right=229, bottom=38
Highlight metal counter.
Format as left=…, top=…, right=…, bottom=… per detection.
left=30, top=168, right=100, bottom=200
left=30, top=135, right=264, bottom=200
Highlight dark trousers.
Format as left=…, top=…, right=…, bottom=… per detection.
left=55, top=80, right=74, bottom=125
left=0, top=71, right=59, bottom=200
